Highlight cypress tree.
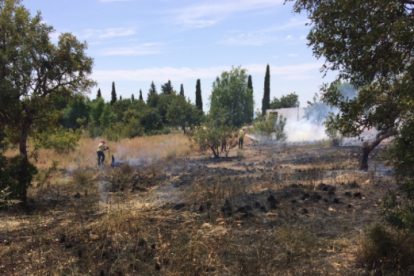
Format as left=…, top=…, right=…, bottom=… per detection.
left=247, top=75, right=254, bottom=122
left=195, top=79, right=203, bottom=112
left=147, top=81, right=159, bottom=107
left=131, top=94, right=135, bottom=101
left=96, top=88, right=102, bottom=99
left=120, top=95, right=122, bottom=100
left=161, top=80, right=173, bottom=94
left=180, top=84, right=184, bottom=96
left=110, top=81, right=117, bottom=105
left=262, top=64, right=270, bottom=116
left=139, top=89, right=143, bottom=101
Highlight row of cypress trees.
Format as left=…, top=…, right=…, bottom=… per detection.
left=96, top=80, right=204, bottom=112
left=96, top=64, right=272, bottom=117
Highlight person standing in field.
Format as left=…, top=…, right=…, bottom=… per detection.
left=97, top=140, right=109, bottom=166
left=238, top=127, right=246, bottom=149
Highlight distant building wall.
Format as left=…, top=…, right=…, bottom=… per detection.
left=266, top=107, right=306, bottom=121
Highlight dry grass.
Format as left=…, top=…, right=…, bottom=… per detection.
left=0, top=138, right=399, bottom=275
left=4, top=134, right=192, bottom=170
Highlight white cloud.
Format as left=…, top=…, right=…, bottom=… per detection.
left=288, top=54, right=299, bottom=57
left=286, top=35, right=293, bottom=40
left=171, top=0, right=284, bottom=28
left=101, top=43, right=161, bottom=56
left=92, top=63, right=322, bottom=82
left=83, top=27, right=136, bottom=39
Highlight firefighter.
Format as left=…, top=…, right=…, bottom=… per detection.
left=97, top=140, right=109, bottom=166
left=238, top=127, right=246, bottom=149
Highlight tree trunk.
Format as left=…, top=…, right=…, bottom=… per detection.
left=360, top=147, right=371, bottom=171
left=359, top=129, right=396, bottom=171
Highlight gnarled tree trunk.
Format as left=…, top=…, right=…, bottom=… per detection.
left=359, top=129, right=396, bottom=171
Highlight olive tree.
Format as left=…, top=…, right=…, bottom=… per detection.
left=286, top=0, right=414, bottom=170
left=0, top=0, right=95, bottom=203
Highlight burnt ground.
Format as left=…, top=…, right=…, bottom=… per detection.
left=0, top=143, right=399, bottom=275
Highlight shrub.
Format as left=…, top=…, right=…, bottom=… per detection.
left=0, top=154, right=37, bottom=204
left=253, top=113, right=287, bottom=142
left=190, top=111, right=236, bottom=158
left=357, top=224, right=414, bottom=271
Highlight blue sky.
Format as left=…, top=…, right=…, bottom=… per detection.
left=26, top=0, right=336, bottom=111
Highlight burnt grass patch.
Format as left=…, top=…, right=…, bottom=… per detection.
left=0, top=143, right=398, bottom=275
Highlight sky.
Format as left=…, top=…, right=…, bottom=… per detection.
left=25, top=0, right=337, bottom=111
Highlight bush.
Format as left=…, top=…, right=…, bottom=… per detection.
left=0, top=154, right=37, bottom=204
left=357, top=224, right=414, bottom=271
left=253, top=113, right=287, bottom=142
left=190, top=111, right=236, bottom=158
left=325, top=127, right=343, bottom=147
left=38, top=127, right=82, bottom=154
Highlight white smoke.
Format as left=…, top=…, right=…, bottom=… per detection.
left=284, top=83, right=358, bottom=142
left=284, top=120, right=328, bottom=142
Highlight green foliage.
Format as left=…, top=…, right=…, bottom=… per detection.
left=99, top=104, right=117, bottom=130
left=357, top=224, right=414, bottom=271
left=157, top=93, right=175, bottom=124
left=166, top=96, right=203, bottom=131
left=262, top=64, right=271, bottom=116
left=325, top=127, right=342, bottom=147
left=131, top=94, right=135, bottom=101
left=180, top=84, right=184, bottom=96
left=147, top=81, right=159, bottom=108
left=38, top=127, right=82, bottom=154
left=161, top=80, right=173, bottom=95
left=190, top=110, right=236, bottom=158
left=62, top=95, right=91, bottom=129
left=0, top=153, right=37, bottom=204
left=96, top=88, right=102, bottom=99
left=270, top=92, right=299, bottom=109
left=209, top=66, right=253, bottom=127
left=111, top=82, right=117, bottom=105
left=139, top=89, right=143, bottom=101
left=0, top=0, right=94, bottom=203
left=253, top=113, right=287, bottom=141
left=247, top=75, right=254, bottom=123
left=195, top=79, right=203, bottom=112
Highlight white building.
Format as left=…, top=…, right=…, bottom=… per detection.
left=266, top=107, right=306, bottom=121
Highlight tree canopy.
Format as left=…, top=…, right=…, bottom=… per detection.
left=0, top=0, right=95, bottom=203
left=287, top=0, right=414, bottom=170
left=270, top=92, right=299, bottom=109
left=209, top=66, right=253, bottom=127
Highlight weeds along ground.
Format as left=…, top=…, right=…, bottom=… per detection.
left=0, top=137, right=407, bottom=275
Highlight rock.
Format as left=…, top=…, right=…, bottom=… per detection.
left=333, top=198, right=340, bottom=204
left=267, top=212, right=278, bottom=217
left=354, top=192, right=362, bottom=198
left=345, top=192, right=352, bottom=197
left=301, top=208, right=309, bottom=214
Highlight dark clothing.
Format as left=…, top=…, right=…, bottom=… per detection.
left=97, top=151, right=105, bottom=165
left=238, top=137, right=244, bottom=149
